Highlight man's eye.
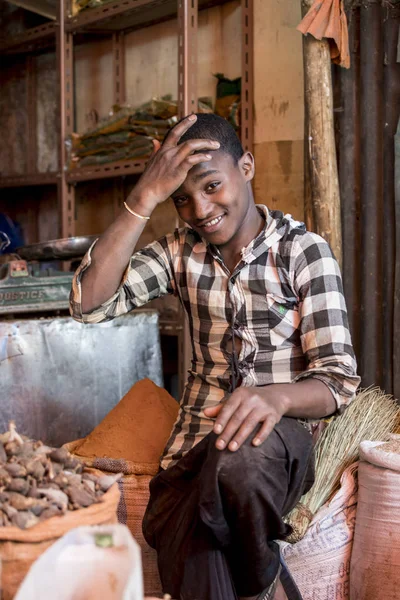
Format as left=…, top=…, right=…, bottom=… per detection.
left=207, top=182, right=220, bottom=192
left=173, top=197, right=187, bottom=206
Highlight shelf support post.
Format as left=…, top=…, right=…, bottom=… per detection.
left=58, top=0, right=75, bottom=239
left=113, top=32, right=126, bottom=106
left=178, top=0, right=198, bottom=118
left=177, top=0, right=198, bottom=396
left=241, top=0, right=254, bottom=154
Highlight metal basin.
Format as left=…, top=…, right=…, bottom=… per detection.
left=16, top=236, right=98, bottom=261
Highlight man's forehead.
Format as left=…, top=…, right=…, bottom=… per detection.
left=172, top=152, right=238, bottom=194
left=188, top=151, right=235, bottom=178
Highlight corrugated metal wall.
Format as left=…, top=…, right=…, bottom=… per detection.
left=334, top=0, right=400, bottom=397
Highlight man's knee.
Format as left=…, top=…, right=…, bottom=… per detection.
left=204, top=427, right=287, bottom=491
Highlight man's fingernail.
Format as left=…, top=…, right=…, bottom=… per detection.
left=188, top=114, right=197, bottom=121
left=212, top=141, right=220, bottom=146
left=229, top=441, right=238, bottom=451
left=217, top=440, right=225, bottom=449
left=214, top=424, right=222, bottom=434
left=205, top=154, right=212, bottom=159
left=253, top=438, right=261, bottom=446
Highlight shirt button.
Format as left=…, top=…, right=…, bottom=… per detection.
left=238, top=360, right=248, bottom=371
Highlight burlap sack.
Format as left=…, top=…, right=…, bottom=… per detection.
left=64, top=438, right=159, bottom=476
left=0, top=483, right=120, bottom=600
left=64, top=440, right=162, bottom=597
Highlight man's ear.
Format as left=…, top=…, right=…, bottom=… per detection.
left=239, top=152, right=255, bottom=182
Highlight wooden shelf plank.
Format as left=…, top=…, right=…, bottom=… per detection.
left=0, top=22, right=57, bottom=55
left=0, top=172, right=59, bottom=188
left=66, top=159, right=146, bottom=183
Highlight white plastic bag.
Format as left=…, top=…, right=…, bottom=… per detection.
left=280, top=462, right=358, bottom=600
left=15, top=524, right=143, bottom=600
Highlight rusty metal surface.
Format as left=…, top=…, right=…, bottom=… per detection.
left=177, top=0, right=198, bottom=118
left=0, top=310, right=163, bottom=446
left=65, top=0, right=231, bottom=33
left=335, top=1, right=400, bottom=394
left=381, top=10, right=400, bottom=393
left=112, top=32, right=125, bottom=106
left=0, top=172, right=58, bottom=188
left=0, top=22, right=56, bottom=55
left=241, top=0, right=254, bottom=154
left=359, top=0, right=384, bottom=387
left=58, top=0, right=76, bottom=239
left=66, top=160, right=146, bottom=183
left=337, top=9, right=361, bottom=356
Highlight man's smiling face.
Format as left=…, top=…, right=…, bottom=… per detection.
left=171, top=150, right=255, bottom=247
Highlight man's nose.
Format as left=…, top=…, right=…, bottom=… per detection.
left=192, top=196, right=213, bottom=222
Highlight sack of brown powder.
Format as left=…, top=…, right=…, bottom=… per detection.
left=69, top=378, right=178, bottom=476
left=64, top=379, right=177, bottom=597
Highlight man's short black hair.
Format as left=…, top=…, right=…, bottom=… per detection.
left=170, top=113, right=244, bottom=163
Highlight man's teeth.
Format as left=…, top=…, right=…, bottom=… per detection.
left=203, top=216, right=223, bottom=227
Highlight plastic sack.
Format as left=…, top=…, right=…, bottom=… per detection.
left=280, top=462, right=358, bottom=600
left=15, top=524, right=143, bottom=600
left=350, top=435, right=400, bottom=599
left=0, top=482, right=119, bottom=600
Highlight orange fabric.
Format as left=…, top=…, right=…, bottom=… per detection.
left=297, top=0, right=350, bottom=69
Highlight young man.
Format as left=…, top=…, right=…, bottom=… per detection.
left=70, top=114, right=360, bottom=600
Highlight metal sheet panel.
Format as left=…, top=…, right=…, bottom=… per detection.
left=0, top=310, right=163, bottom=446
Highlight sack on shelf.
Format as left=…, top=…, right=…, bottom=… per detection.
left=214, top=73, right=241, bottom=130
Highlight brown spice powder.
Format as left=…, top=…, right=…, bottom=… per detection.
left=74, top=379, right=179, bottom=464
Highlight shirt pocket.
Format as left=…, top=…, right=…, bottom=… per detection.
left=266, top=293, right=300, bottom=347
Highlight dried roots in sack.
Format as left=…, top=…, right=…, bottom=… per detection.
left=0, top=422, right=122, bottom=530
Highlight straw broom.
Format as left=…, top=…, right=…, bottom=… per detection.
left=285, top=387, right=400, bottom=541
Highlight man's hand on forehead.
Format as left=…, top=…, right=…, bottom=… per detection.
left=131, top=115, right=220, bottom=211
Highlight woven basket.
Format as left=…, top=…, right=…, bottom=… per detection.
left=64, top=440, right=162, bottom=597
left=0, top=483, right=119, bottom=600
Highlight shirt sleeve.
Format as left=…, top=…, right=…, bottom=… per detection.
left=69, top=234, right=177, bottom=324
left=290, top=232, right=361, bottom=414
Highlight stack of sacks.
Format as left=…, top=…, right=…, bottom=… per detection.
left=67, top=96, right=213, bottom=169
left=65, top=379, right=179, bottom=597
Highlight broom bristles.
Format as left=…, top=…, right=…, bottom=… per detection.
left=285, top=387, right=400, bottom=541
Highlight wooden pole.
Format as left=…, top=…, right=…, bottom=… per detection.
left=301, top=0, right=342, bottom=267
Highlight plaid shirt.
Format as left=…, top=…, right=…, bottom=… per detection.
left=70, top=205, right=360, bottom=469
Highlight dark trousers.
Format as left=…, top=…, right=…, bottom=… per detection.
left=143, top=417, right=314, bottom=600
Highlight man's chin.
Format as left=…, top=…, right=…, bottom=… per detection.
left=202, top=230, right=232, bottom=247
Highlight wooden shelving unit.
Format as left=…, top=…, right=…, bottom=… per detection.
left=0, top=0, right=254, bottom=392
